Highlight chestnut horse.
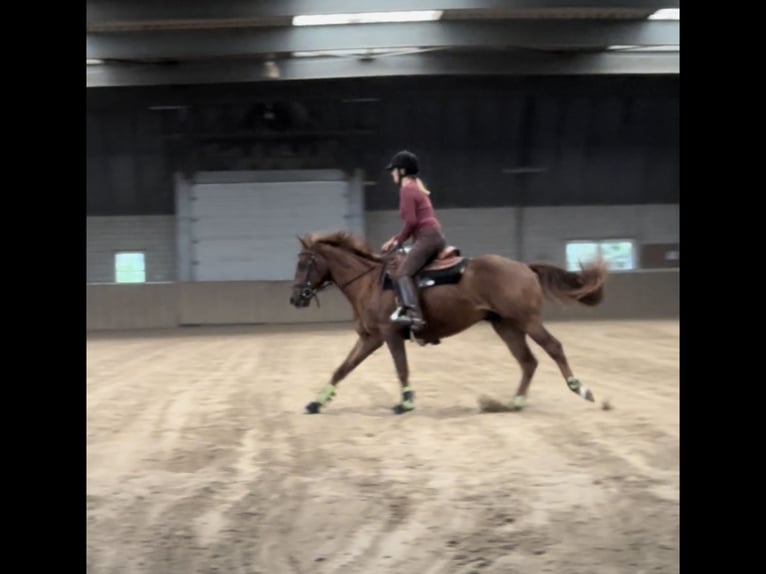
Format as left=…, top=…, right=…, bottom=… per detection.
left=289, top=230, right=607, bottom=414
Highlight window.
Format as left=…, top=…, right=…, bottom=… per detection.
left=114, top=252, right=146, bottom=283
left=566, top=240, right=636, bottom=271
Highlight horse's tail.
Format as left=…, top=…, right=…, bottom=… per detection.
left=527, top=260, right=607, bottom=307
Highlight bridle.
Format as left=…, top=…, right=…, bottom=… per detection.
left=293, top=251, right=330, bottom=307
left=293, top=250, right=379, bottom=307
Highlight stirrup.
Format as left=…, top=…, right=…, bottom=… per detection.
left=390, top=306, right=425, bottom=328
left=390, top=306, right=412, bottom=324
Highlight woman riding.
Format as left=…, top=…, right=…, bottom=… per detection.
left=380, top=150, right=447, bottom=332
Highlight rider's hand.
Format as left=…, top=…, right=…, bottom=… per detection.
left=381, top=237, right=398, bottom=252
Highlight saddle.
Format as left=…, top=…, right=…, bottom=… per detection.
left=382, top=245, right=468, bottom=347
left=382, top=245, right=468, bottom=290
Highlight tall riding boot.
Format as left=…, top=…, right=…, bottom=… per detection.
left=393, top=276, right=426, bottom=331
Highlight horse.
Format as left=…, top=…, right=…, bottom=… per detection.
left=289, top=230, right=608, bottom=415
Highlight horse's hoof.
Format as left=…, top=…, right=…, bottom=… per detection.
left=393, top=403, right=415, bottom=415
left=566, top=377, right=581, bottom=393
left=584, top=389, right=595, bottom=402
left=512, top=395, right=527, bottom=411
left=305, top=401, right=322, bottom=414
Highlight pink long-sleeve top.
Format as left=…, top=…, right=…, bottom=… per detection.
left=394, top=180, right=442, bottom=245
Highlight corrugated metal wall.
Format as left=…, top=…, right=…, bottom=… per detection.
left=86, top=204, right=677, bottom=282
left=367, top=204, right=678, bottom=266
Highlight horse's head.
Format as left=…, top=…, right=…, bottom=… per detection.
left=290, top=236, right=332, bottom=308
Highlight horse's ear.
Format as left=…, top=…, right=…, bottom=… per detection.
left=297, top=234, right=308, bottom=249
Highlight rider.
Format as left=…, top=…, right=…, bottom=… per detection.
left=380, top=150, right=447, bottom=331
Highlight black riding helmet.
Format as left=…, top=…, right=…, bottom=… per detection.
left=384, top=150, right=419, bottom=176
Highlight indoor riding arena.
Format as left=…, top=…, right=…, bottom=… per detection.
left=87, top=2, right=679, bottom=573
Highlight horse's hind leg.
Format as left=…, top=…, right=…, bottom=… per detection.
left=490, top=319, right=538, bottom=410
left=525, top=318, right=595, bottom=403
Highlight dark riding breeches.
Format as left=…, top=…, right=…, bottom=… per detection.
left=396, top=227, right=447, bottom=278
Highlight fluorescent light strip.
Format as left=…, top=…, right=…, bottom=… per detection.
left=292, top=47, right=440, bottom=58
left=87, top=59, right=104, bottom=65
left=293, top=48, right=395, bottom=58
left=293, top=10, right=443, bottom=26
left=608, top=45, right=679, bottom=52
left=648, top=9, right=679, bottom=20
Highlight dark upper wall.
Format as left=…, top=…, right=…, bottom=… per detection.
left=86, top=105, right=175, bottom=215
left=87, top=75, right=678, bottom=215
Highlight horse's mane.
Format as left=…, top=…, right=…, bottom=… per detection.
left=302, top=230, right=383, bottom=262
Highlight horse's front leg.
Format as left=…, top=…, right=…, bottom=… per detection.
left=305, top=334, right=383, bottom=414
left=384, top=333, right=415, bottom=414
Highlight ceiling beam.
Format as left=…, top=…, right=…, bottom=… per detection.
left=87, top=1, right=680, bottom=26
left=87, top=51, right=679, bottom=88
left=87, top=20, right=678, bottom=61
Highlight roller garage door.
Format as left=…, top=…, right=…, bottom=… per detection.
left=189, top=179, right=352, bottom=281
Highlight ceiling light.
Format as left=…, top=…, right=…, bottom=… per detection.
left=263, top=60, right=280, bottom=79
left=292, top=10, right=443, bottom=26
left=648, top=9, right=679, bottom=20
left=86, top=59, right=104, bottom=65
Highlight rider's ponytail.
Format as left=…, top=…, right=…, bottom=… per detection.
left=414, top=177, right=431, bottom=196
